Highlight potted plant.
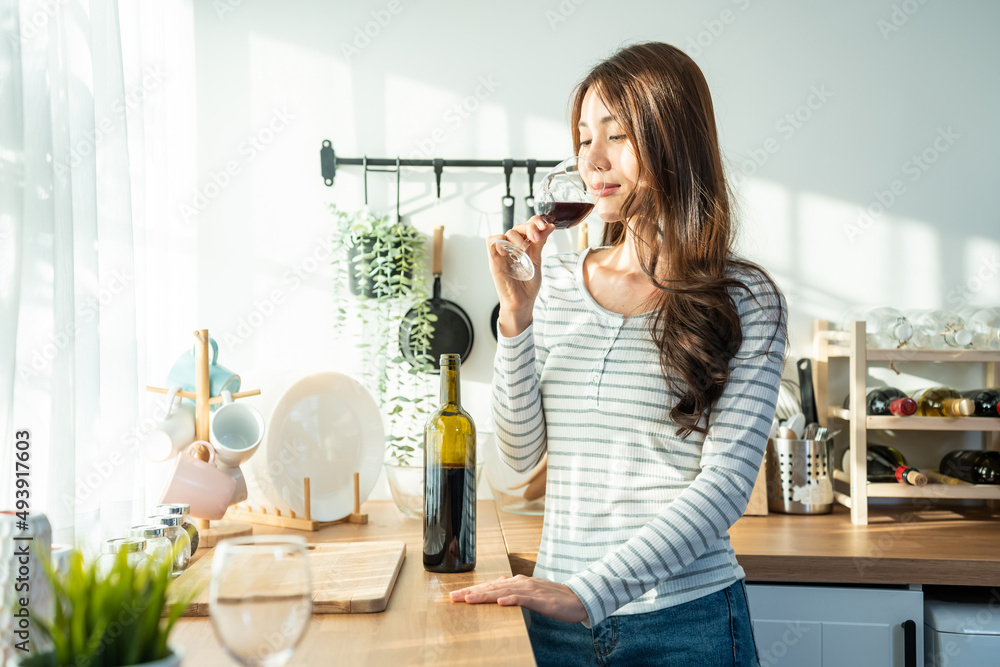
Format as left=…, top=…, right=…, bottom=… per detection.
left=329, top=204, right=436, bottom=477
left=15, top=548, right=197, bottom=667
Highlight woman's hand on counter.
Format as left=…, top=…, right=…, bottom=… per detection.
left=449, top=574, right=587, bottom=623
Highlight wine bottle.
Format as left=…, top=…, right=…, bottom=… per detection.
left=424, top=354, right=477, bottom=573
left=840, top=306, right=913, bottom=349
left=910, top=387, right=975, bottom=417
left=959, top=306, right=1000, bottom=350
left=841, top=445, right=927, bottom=485
left=960, top=389, right=1000, bottom=417
left=842, top=388, right=917, bottom=416
left=905, top=309, right=973, bottom=349
left=939, top=450, right=1000, bottom=484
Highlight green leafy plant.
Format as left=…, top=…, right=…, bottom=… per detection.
left=329, top=204, right=436, bottom=464
left=19, top=548, right=198, bottom=667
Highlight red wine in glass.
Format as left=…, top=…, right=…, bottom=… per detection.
left=537, top=201, right=595, bottom=229
left=493, top=156, right=603, bottom=281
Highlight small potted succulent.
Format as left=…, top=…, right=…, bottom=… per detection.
left=15, top=548, right=197, bottom=667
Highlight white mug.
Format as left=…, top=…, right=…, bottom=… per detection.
left=219, top=464, right=249, bottom=506
left=145, top=386, right=196, bottom=462
left=210, top=390, right=264, bottom=468
left=159, top=442, right=236, bottom=520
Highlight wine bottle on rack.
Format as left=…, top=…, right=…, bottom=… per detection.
left=841, top=444, right=927, bottom=485
left=959, top=306, right=1000, bottom=350
left=423, top=354, right=477, bottom=573
left=959, top=389, right=1000, bottom=417
left=840, top=306, right=913, bottom=349
left=843, top=388, right=917, bottom=416
left=910, top=387, right=975, bottom=417
left=939, top=450, right=1000, bottom=484
left=905, top=309, right=973, bottom=349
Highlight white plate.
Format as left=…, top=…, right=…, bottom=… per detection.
left=257, top=372, right=384, bottom=521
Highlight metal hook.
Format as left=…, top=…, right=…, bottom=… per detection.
left=362, top=155, right=369, bottom=206
left=395, top=156, right=402, bottom=222
left=503, top=158, right=513, bottom=198
left=433, top=158, right=444, bottom=199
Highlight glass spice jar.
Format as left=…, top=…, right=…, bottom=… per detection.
left=97, top=538, right=148, bottom=577
left=128, top=524, right=173, bottom=566
left=147, top=514, right=192, bottom=577
left=155, top=502, right=200, bottom=552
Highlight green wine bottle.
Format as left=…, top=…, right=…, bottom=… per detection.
left=424, top=354, right=477, bottom=573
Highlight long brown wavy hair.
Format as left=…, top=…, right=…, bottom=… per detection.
left=571, top=42, right=786, bottom=437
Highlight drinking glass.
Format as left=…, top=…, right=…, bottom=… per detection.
left=493, top=156, right=603, bottom=281
left=209, top=535, right=312, bottom=666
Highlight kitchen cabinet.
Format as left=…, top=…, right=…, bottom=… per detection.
left=746, top=583, right=922, bottom=667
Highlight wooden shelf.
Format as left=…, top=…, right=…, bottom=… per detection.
left=823, top=347, right=1000, bottom=362
left=866, top=483, right=1000, bottom=499
left=828, top=407, right=1000, bottom=430
left=833, top=470, right=1000, bottom=499
left=867, top=416, right=1000, bottom=431
left=814, top=319, right=1000, bottom=525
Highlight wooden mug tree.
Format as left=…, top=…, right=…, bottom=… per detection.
left=149, top=329, right=368, bottom=547
left=147, top=329, right=261, bottom=548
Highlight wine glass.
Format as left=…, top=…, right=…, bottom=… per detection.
left=493, top=156, right=604, bottom=281
left=209, top=536, right=312, bottom=666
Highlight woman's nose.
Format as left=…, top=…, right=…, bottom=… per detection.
left=585, top=140, right=612, bottom=172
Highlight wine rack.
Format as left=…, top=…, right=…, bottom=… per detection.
left=813, top=320, right=1000, bottom=525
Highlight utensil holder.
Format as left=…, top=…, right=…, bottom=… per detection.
left=766, top=437, right=834, bottom=515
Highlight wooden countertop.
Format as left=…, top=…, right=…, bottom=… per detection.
left=171, top=501, right=535, bottom=666
left=498, top=504, right=1000, bottom=587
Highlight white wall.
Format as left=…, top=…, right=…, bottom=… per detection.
left=172, top=0, right=1000, bottom=500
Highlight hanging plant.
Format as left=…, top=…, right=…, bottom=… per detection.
left=329, top=204, right=435, bottom=464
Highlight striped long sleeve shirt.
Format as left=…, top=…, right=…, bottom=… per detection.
left=492, top=248, right=786, bottom=628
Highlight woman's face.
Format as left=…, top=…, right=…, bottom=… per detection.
left=577, top=87, right=640, bottom=224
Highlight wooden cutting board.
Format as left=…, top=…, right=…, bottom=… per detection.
left=170, top=541, right=406, bottom=616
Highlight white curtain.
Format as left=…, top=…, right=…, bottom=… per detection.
left=0, top=0, right=195, bottom=552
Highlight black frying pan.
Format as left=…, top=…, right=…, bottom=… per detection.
left=490, top=193, right=517, bottom=340
left=400, top=226, right=474, bottom=373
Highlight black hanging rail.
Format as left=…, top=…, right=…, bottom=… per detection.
left=320, top=140, right=559, bottom=197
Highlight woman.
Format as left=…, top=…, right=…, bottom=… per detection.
left=450, top=42, right=786, bottom=666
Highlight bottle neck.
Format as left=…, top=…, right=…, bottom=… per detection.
left=440, top=364, right=461, bottom=406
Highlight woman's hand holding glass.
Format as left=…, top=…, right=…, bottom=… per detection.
left=486, top=216, right=557, bottom=337
left=491, top=156, right=602, bottom=283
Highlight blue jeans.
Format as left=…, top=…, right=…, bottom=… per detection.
left=527, top=580, right=759, bottom=666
